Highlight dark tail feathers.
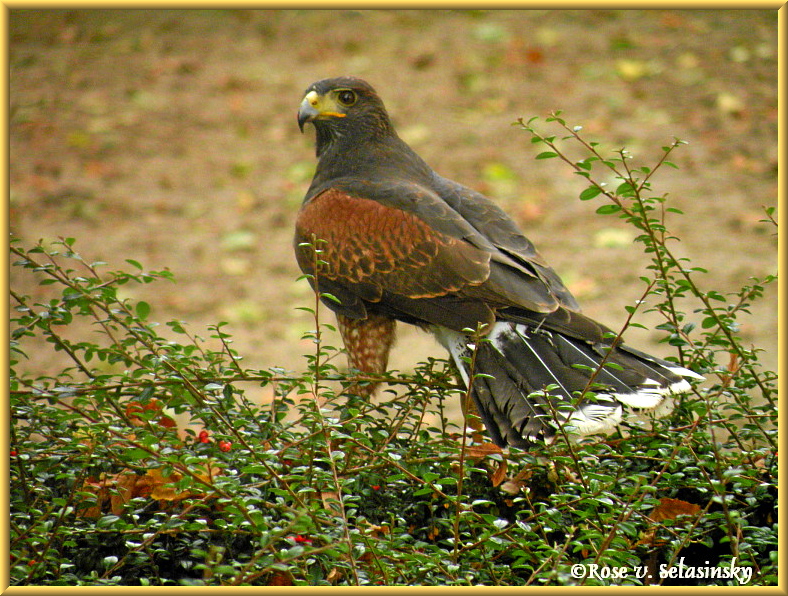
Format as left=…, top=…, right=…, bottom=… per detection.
left=436, top=321, right=702, bottom=449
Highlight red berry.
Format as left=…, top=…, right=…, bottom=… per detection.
left=198, top=430, right=210, bottom=443
left=10, top=450, right=18, bottom=457
left=294, top=534, right=312, bottom=543
left=371, top=485, right=380, bottom=491
left=218, top=440, right=232, bottom=452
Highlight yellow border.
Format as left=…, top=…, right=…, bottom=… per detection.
left=3, top=4, right=784, bottom=594
left=1, top=1, right=786, bottom=6
left=2, top=2, right=10, bottom=593
left=778, top=3, right=786, bottom=594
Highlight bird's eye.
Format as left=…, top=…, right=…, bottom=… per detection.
left=336, top=90, right=357, bottom=107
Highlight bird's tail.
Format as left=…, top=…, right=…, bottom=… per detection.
left=436, top=321, right=702, bottom=448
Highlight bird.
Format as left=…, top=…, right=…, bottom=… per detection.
left=293, top=76, right=702, bottom=449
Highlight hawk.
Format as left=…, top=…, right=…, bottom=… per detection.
left=294, top=76, right=701, bottom=448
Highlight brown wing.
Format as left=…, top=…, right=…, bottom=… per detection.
left=294, top=188, right=498, bottom=331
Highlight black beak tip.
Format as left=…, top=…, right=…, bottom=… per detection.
left=297, top=109, right=314, bottom=134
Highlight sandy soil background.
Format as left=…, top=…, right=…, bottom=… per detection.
left=9, top=10, right=778, bottom=409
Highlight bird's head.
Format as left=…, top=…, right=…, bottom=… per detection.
left=298, top=77, right=393, bottom=155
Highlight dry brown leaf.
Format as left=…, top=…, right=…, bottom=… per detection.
left=326, top=568, right=343, bottom=583
left=639, top=497, right=703, bottom=548
left=149, top=464, right=220, bottom=502
left=426, top=525, right=440, bottom=541
left=125, top=399, right=177, bottom=429
left=500, top=464, right=535, bottom=495
left=720, top=352, right=740, bottom=388
left=79, top=471, right=151, bottom=517
left=320, top=490, right=341, bottom=513
left=489, top=458, right=508, bottom=488
left=357, top=551, right=374, bottom=563
left=637, top=527, right=659, bottom=548
left=462, top=442, right=507, bottom=486
left=362, top=522, right=390, bottom=539
left=110, top=471, right=148, bottom=515
left=78, top=463, right=221, bottom=517
left=499, top=481, right=520, bottom=496
left=650, top=497, right=701, bottom=523
left=148, top=469, right=188, bottom=502
left=464, top=442, right=503, bottom=459
left=78, top=476, right=111, bottom=518
left=268, top=570, right=294, bottom=586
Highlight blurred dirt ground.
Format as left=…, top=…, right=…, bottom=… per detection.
left=9, top=10, right=778, bottom=407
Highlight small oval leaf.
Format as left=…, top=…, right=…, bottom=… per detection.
left=136, top=301, right=151, bottom=320
left=596, top=204, right=622, bottom=215
left=579, top=186, right=603, bottom=201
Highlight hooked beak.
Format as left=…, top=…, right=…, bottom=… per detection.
left=297, top=90, right=346, bottom=132
left=297, top=91, right=320, bottom=132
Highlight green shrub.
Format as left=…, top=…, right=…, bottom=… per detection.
left=9, top=116, right=777, bottom=586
